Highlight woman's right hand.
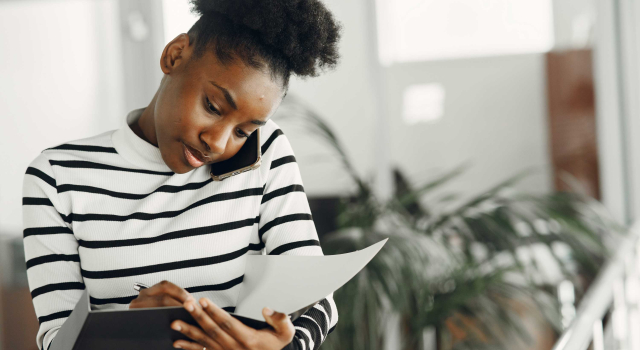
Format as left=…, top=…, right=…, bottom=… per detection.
left=128, top=280, right=193, bottom=309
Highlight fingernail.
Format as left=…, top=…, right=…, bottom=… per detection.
left=200, top=299, right=208, bottom=308
left=186, top=303, right=194, bottom=312
left=264, top=307, right=274, bottom=316
left=174, top=344, right=182, bottom=349
left=172, top=323, right=181, bottom=331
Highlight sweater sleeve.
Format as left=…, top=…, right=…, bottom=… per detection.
left=258, top=123, right=339, bottom=350
left=22, top=152, right=85, bottom=350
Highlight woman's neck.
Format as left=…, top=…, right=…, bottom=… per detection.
left=131, top=92, right=160, bottom=147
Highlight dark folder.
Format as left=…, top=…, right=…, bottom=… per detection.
left=49, top=290, right=316, bottom=350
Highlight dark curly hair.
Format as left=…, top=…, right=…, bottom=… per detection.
left=187, top=0, right=342, bottom=91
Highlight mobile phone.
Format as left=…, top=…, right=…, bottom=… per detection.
left=209, top=128, right=262, bottom=181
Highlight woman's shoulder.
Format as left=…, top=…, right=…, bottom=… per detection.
left=26, top=129, right=119, bottom=173
left=262, top=119, right=282, bottom=138
left=42, top=129, right=117, bottom=154
left=260, top=119, right=292, bottom=157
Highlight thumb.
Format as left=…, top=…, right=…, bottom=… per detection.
left=263, top=307, right=294, bottom=339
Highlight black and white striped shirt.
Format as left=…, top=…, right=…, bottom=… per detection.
left=22, top=107, right=338, bottom=350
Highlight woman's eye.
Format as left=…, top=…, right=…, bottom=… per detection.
left=236, top=129, right=249, bottom=138
left=205, top=97, right=220, bottom=115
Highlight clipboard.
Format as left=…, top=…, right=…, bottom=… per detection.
left=49, top=239, right=388, bottom=350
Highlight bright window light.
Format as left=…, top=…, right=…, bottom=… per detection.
left=402, top=83, right=446, bottom=125
left=376, top=0, right=555, bottom=65
left=162, top=0, right=199, bottom=45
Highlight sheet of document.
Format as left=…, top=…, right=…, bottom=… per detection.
left=234, top=238, right=388, bottom=321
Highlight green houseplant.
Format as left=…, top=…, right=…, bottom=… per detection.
left=275, top=94, right=624, bottom=350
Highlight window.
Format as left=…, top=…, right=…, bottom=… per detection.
left=376, top=0, right=555, bottom=65
left=402, top=83, right=446, bottom=125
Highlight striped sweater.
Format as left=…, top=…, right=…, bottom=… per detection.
left=22, top=107, right=338, bottom=350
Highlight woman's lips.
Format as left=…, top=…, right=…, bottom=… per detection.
left=183, top=143, right=206, bottom=168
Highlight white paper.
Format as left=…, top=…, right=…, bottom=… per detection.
left=233, top=238, right=388, bottom=321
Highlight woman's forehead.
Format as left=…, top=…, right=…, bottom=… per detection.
left=187, top=53, right=283, bottom=117
left=196, top=54, right=279, bottom=92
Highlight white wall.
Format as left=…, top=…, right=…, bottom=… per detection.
left=286, top=0, right=602, bottom=200
left=282, top=0, right=380, bottom=197
left=0, top=0, right=125, bottom=237
left=284, top=0, right=553, bottom=200
left=384, top=54, right=552, bottom=198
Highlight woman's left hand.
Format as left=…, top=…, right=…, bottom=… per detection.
left=171, top=297, right=295, bottom=350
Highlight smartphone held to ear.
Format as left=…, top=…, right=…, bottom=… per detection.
left=209, top=128, right=262, bottom=181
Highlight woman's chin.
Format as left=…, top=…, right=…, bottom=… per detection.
left=160, top=151, right=193, bottom=174
left=172, top=166, right=192, bottom=174
left=171, top=159, right=198, bottom=174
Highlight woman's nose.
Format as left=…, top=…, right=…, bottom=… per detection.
left=201, top=126, right=232, bottom=155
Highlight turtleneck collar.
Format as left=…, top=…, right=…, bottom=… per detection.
left=111, top=107, right=174, bottom=173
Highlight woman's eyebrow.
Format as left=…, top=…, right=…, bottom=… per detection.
left=209, top=80, right=267, bottom=126
left=209, top=81, right=237, bottom=110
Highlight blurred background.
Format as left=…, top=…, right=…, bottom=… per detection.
left=3, top=0, right=640, bottom=349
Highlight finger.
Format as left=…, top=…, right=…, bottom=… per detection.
left=129, top=295, right=183, bottom=309
left=199, top=297, right=256, bottom=344
left=160, top=295, right=184, bottom=307
left=171, top=320, right=220, bottom=350
left=128, top=297, right=146, bottom=309
left=144, top=280, right=193, bottom=303
left=263, top=307, right=295, bottom=341
left=183, top=299, right=237, bottom=348
left=173, top=339, right=222, bottom=350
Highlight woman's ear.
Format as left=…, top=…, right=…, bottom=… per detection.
left=160, top=33, right=191, bottom=75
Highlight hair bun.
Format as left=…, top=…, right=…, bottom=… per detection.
left=189, top=0, right=341, bottom=77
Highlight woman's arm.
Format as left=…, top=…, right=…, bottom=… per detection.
left=258, top=123, right=339, bottom=350
left=22, top=152, right=85, bottom=350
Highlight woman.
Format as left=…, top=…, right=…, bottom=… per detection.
left=22, top=0, right=342, bottom=349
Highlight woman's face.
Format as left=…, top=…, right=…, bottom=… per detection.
left=152, top=34, right=284, bottom=174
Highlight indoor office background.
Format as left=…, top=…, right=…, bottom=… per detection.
left=2, top=0, right=640, bottom=350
